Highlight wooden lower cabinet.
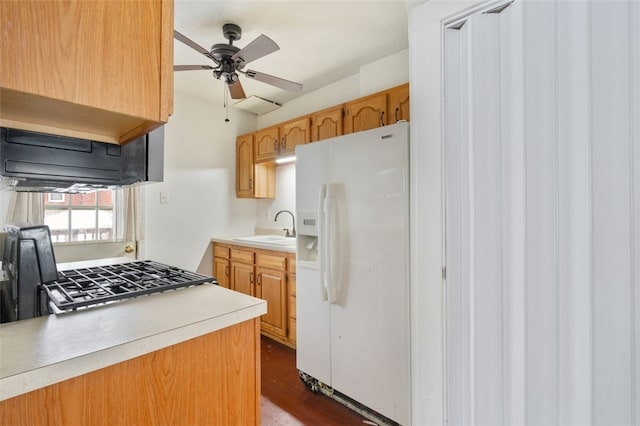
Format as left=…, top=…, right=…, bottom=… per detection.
left=0, top=319, right=261, bottom=426
left=213, top=245, right=230, bottom=288
left=257, top=266, right=287, bottom=338
left=213, top=242, right=296, bottom=348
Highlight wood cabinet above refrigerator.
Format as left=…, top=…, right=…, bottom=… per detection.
left=0, top=0, right=174, bottom=145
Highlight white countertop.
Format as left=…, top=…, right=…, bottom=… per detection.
left=0, top=265, right=266, bottom=401
left=211, top=236, right=296, bottom=254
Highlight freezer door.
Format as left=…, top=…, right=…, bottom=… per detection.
left=327, top=123, right=410, bottom=425
left=295, top=140, right=331, bottom=384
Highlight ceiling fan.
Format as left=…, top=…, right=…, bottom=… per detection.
left=174, top=23, right=303, bottom=100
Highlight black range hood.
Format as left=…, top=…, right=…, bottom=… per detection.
left=0, top=127, right=164, bottom=192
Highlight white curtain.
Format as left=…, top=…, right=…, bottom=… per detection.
left=444, top=1, right=639, bottom=425
left=115, top=185, right=143, bottom=242
left=5, top=192, right=44, bottom=225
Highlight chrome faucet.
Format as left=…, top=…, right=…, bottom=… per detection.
left=274, top=210, right=296, bottom=237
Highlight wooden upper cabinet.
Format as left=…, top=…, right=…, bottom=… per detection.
left=279, top=116, right=310, bottom=155
left=344, top=92, right=388, bottom=134
left=237, top=133, right=275, bottom=199
left=311, top=105, right=344, bottom=142
left=254, top=126, right=280, bottom=163
left=388, top=83, right=410, bottom=124
left=0, top=0, right=173, bottom=145
left=236, top=133, right=255, bottom=198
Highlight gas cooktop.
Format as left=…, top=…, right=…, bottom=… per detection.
left=41, top=260, right=216, bottom=312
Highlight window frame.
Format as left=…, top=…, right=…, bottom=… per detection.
left=43, top=191, right=117, bottom=244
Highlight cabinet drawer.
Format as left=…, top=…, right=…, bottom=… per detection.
left=255, top=252, right=287, bottom=270
left=213, top=245, right=230, bottom=259
left=231, top=248, right=254, bottom=264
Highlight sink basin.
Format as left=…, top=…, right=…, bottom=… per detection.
left=233, top=235, right=297, bottom=247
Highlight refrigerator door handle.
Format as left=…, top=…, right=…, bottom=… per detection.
left=318, top=184, right=328, bottom=301
left=326, top=184, right=339, bottom=304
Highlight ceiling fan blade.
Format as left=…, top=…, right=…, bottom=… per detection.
left=174, top=30, right=214, bottom=59
left=231, top=34, right=279, bottom=66
left=174, top=65, right=215, bottom=71
left=243, top=69, right=303, bottom=92
left=228, top=80, right=246, bottom=99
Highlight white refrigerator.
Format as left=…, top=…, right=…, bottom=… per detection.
left=295, top=122, right=410, bottom=425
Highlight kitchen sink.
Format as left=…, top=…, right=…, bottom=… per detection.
left=232, top=235, right=297, bottom=247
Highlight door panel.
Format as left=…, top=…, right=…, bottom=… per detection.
left=53, top=241, right=136, bottom=263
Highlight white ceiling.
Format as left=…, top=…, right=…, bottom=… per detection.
left=173, top=0, right=414, bottom=109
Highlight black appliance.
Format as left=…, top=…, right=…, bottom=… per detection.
left=0, top=224, right=218, bottom=323
left=0, top=126, right=164, bottom=192
left=1, top=224, right=58, bottom=322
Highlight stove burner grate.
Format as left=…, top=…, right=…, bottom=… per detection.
left=41, top=260, right=215, bottom=311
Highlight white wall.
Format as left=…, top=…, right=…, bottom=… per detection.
left=255, top=49, right=410, bottom=231
left=140, top=91, right=258, bottom=274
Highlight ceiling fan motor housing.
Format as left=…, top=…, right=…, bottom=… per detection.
left=210, top=43, right=241, bottom=65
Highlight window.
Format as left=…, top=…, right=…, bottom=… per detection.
left=47, top=193, right=64, bottom=203
left=43, top=191, right=115, bottom=243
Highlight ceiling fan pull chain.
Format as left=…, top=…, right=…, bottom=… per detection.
left=224, top=85, right=230, bottom=123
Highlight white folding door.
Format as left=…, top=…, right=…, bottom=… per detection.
left=444, top=1, right=640, bottom=425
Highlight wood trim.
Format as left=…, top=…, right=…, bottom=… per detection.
left=159, top=0, right=174, bottom=121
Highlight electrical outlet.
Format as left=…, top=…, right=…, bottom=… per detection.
left=160, top=191, right=169, bottom=204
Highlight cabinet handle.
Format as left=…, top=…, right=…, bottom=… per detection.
left=257, top=273, right=262, bottom=286
left=395, top=107, right=400, bottom=123
left=248, top=177, right=252, bottom=189
left=281, top=137, right=286, bottom=150
left=273, top=140, right=278, bottom=152
left=225, top=265, right=229, bottom=277
left=380, top=111, right=385, bottom=127
left=250, top=272, right=254, bottom=283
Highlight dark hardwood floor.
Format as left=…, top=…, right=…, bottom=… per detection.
left=261, top=336, right=370, bottom=426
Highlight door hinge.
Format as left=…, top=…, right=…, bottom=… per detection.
left=442, top=266, right=447, bottom=280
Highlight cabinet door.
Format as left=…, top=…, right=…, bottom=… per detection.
left=344, top=93, right=388, bottom=134
left=254, top=126, right=280, bottom=163
left=231, top=262, right=255, bottom=296
left=213, top=257, right=230, bottom=289
left=388, top=83, right=410, bottom=123
left=311, top=105, right=344, bottom=142
left=257, top=267, right=288, bottom=338
left=280, top=116, right=310, bottom=155
left=0, top=0, right=173, bottom=144
left=236, top=134, right=255, bottom=198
